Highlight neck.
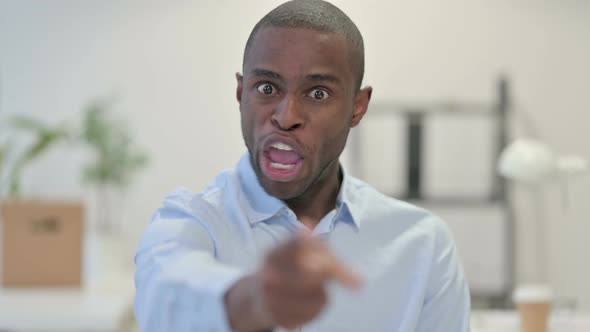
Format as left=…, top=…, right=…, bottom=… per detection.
left=285, top=160, right=342, bottom=230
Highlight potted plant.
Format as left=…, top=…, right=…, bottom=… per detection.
left=0, top=116, right=84, bottom=287
left=79, top=98, right=148, bottom=233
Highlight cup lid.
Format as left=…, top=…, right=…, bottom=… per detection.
left=513, top=284, right=553, bottom=303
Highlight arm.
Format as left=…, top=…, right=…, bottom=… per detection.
left=415, top=219, right=471, bottom=332
left=134, top=200, right=243, bottom=332
left=135, top=192, right=360, bottom=332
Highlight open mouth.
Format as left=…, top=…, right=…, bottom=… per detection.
left=261, top=141, right=303, bottom=181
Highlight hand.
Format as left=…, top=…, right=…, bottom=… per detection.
left=225, top=232, right=362, bottom=331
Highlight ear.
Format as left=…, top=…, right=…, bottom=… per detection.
left=350, top=86, right=372, bottom=128
left=236, top=72, right=243, bottom=105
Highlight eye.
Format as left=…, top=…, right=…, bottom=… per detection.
left=307, top=88, right=330, bottom=100
left=256, top=83, right=276, bottom=95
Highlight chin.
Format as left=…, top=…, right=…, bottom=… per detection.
left=260, top=178, right=307, bottom=201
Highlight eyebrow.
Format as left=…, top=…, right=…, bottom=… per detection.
left=250, top=68, right=284, bottom=83
left=305, top=73, right=340, bottom=84
left=249, top=68, right=341, bottom=85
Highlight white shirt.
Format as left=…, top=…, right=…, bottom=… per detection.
left=134, top=153, right=470, bottom=331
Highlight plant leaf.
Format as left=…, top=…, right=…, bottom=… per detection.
left=7, top=117, right=70, bottom=196
left=10, top=116, right=46, bottom=131
left=81, top=99, right=148, bottom=187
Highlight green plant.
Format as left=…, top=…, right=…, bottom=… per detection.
left=0, top=143, right=6, bottom=183
left=0, top=98, right=147, bottom=201
left=81, top=99, right=148, bottom=188
left=5, top=116, right=70, bottom=196
left=0, top=145, right=7, bottom=177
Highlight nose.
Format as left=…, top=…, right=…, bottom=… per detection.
left=271, top=95, right=304, bottom=131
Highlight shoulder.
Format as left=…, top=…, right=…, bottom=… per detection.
left=139, top=169, right=242, bottom=247
left=158, top=168, right=237, bottom=218
left=346, top=176, right=449, bottom=240
left=346, top=176, right=433, bottom=222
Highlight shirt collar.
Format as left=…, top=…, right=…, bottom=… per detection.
left=236, top=153, right=286, bottom=224
left=335, top=166, right=362, bottom=230
left=236, top=152, right=361, bottom=230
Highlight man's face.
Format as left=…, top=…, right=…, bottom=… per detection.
left=237, top=27, right=370, bottom=200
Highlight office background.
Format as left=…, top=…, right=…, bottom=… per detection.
left=1, top=0, right=589, bottom=312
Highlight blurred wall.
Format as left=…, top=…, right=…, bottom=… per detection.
left=1, top=0, right=589, bottom=308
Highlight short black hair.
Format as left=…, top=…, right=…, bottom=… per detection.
left=243, top=0, right=365, bottom=90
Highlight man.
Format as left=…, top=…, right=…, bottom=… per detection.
left=135, top=0, right=470, bottom=331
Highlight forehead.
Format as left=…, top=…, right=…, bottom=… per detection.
left=244, top=27, right=354, bottom=84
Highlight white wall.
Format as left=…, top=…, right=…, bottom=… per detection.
left=1, top=0, right=589, bottom=308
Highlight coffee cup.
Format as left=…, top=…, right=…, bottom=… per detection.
left=513, top=284, right=553, bottom=332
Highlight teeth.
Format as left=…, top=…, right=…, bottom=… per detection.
left=270, top=162, right=295, bottom=170
left=271, top=142, right=294, bottom=151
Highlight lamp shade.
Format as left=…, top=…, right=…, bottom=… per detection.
left=498, top=139, right=557, bottom=183
left=498, top=139, right=588, bottom=184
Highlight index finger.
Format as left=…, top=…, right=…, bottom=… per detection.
left=302, top=241, right=363, bottom=289
left=294, top=232, right=363, bottom=289
left=324, top=254, right=363, bottom=289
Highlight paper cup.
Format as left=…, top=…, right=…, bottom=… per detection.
left=513, top=284, right=553, bottom=332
